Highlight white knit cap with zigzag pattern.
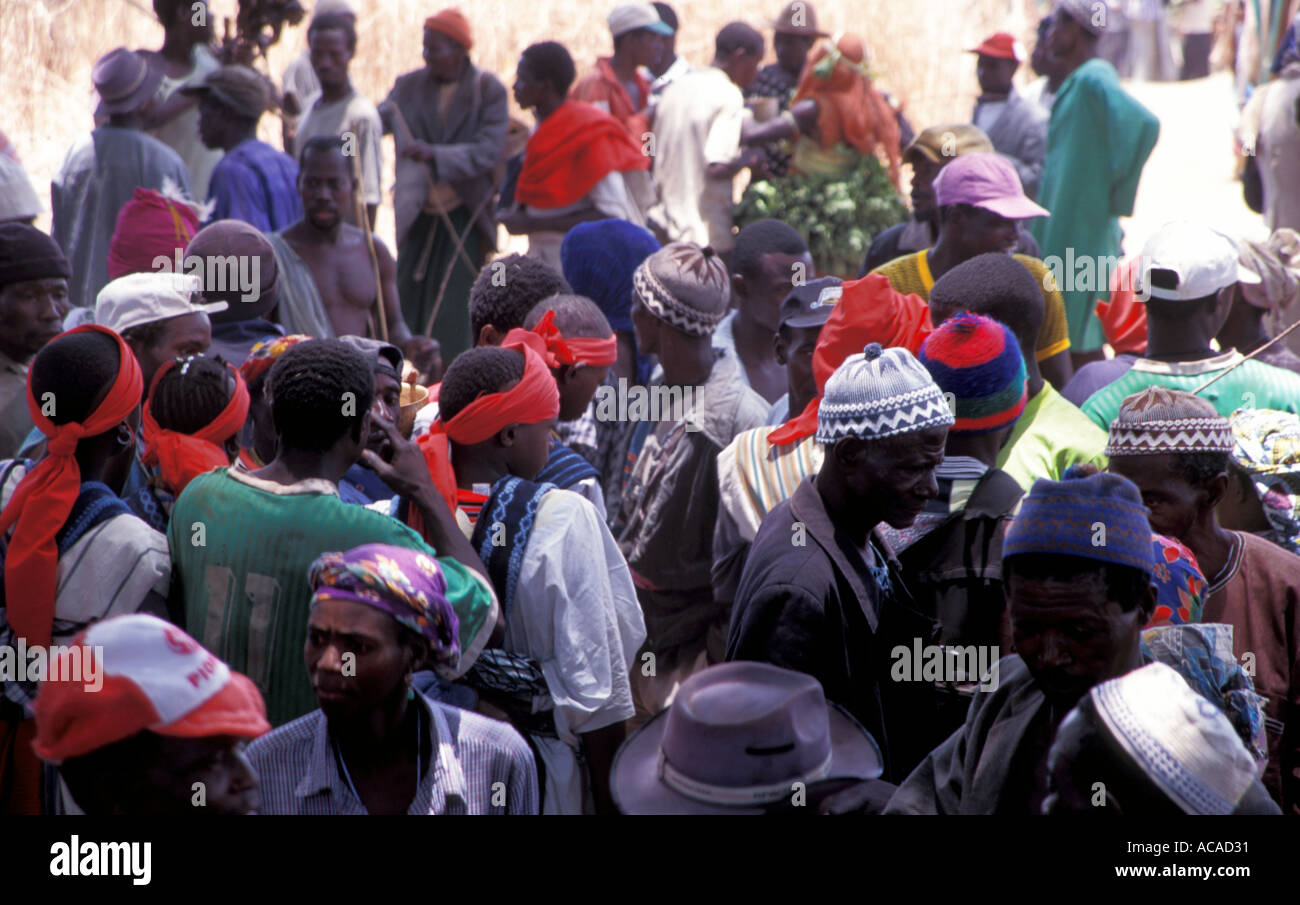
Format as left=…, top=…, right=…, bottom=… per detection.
left=816, top=343, right=954, bottom=443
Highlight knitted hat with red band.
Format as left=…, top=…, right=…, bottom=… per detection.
left=33, top=614, right=270, bottom=763
left=918, top=311, right=1027, bottom=435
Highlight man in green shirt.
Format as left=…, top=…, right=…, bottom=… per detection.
left=169, top=339, right=499, bottom=726
left=1081, top=221, right=1300, bottom=430
left=930, top=253, right=1107, bottom=491
left=1029, top=1, right=1159, bottom=366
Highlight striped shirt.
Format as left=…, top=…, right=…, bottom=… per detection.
left=246, top=693, right=539, bottom=814
left=717, top=427, right=825, bottom=544
left=1080, top=351, right=1300, bottom=430
left=871, top=250, right=1071, bottom=362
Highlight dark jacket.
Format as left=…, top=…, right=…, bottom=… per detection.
left=383, top=62, right=509, bottom=250
left=725, top=476, right=939, bottom=782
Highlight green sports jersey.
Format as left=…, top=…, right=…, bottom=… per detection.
left=1080, top=351, right=1300, bottom=431
left=168, top=467, right=497, bottom=726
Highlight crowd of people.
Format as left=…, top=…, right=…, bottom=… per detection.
left=0, top=0, right=1298, bottom=817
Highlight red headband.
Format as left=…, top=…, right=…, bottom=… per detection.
left=442, top=331, right=560, bottom=445
left=142, top=359, right=250, bottom=496
left=412, top=332, right=561, bottom=523
left=0, top=325, right=143, bottom=648
left=530, top=309, right=618, bottom=368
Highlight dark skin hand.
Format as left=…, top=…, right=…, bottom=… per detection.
left=361, top=414, right=495, bottom=590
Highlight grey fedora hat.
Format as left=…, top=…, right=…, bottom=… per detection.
left=93, top=48, right=165, bottom=118
left=611, top=660, right=883, bottom=814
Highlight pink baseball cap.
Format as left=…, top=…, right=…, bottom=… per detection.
left=932, top=152, right=1050, bottom=220
left=33, top=614, right=270, bottom=763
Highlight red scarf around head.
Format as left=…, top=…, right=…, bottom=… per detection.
left=413, top=332, right=561, bottom=522
left=1095, top=254, right=1148, bottom=356
left=0, top=325, right=143, bottom=648
left=530, top=309, right=618, bottom=367
left=514, top=101, right=650, bottom=210
left=142, top=360, right=250, bottom=496
left=767, top=274, right=932, bottom=445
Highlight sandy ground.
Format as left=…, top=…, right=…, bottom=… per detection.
left=1120, top=70, right=1269, bottom=255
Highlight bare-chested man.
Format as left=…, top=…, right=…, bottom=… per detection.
left=268, top=135, right=438, bottom=378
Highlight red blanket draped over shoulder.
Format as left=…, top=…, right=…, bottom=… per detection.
left=514, top=101, right=650, bottom=209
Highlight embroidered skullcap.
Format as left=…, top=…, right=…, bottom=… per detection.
left=1090, top=662, right=1259, bottom=814
left=816, top=343, right=953, bottom=443
left=1002, top=471, right=1157, bottom=578
left=632, top=241, right=730, bottom=336
left=1105, top=386, right=1234, bottom=456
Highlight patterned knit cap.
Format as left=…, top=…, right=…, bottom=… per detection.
left=918, top=312, right=1027, bottom=435
left=1003, top=471, right=1157, bottom=578
left=1089, top=662, right=1258, bottom=814
left=632, top=241, right=730, bottom=336
left=816, top=343, right=953, bottom=443
left=1105, top=386, right=1234, bottom=457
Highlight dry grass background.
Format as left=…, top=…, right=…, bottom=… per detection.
left=2, top=0, right=1046, bottom=251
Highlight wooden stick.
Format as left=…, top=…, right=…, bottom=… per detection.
left=350, top=150, right=388, bottom=343
left=1193, top=318, right=1300, bottom=394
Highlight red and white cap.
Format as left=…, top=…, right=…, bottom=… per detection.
left=33, top=614, right=270, bottom=763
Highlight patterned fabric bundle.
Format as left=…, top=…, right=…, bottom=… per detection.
left=1139, top=623, right=1268, bottom=768
left=1002, top=471, right=1157, bottom=578
left=815, top=342, right=953, bottom=444
left=309, top=543, right=460, bottom=672
left=1090, top=662, right=1258, bottom=814
left=1228, top=407, right=1300, bottom=554
left=917, top=312, right=1027, bottom=435
left=1105, top=386, right=1235, bottom=456
left=632, top=241, right=730, bottom=337
left=1148, top=533, right=1207, bottom=626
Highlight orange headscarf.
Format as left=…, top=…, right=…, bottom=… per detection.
left=142, top=359, right=250, bottom=496
left=792, top=34, right=901, bottom=188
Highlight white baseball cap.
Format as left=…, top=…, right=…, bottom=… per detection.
left=95, top=271, right=228, bottom=334
left=608, top=2, right=673, bottom=38
left=1136, top=221, right=1262, bottom=302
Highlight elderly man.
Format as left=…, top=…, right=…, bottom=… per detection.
left=968, top=32, right=1047, bottom=199
left=52, top=47, right=191, bottom=308
left=33, top=614, right=269, bottom=816
left=885, top=472, right=1160, bottom=813
left=379, top=8, right=508, bottom=365
left=248, top=544, right=538, bottom=814
left=1029, top=0, right=1159, bottom=367
left=727, top=343, right=955, bottom=781
left=269, top=137, right=437, bottom=378
left=1106, top=387, right=1300, bottom=813
left=187, top=65, right=302, bottom=232
left=571, top=2, right=670, bottom=139
left=0, top=225, right=71, bottom=458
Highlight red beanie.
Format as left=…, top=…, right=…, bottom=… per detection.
left=423, top=8, right=473, bottom=50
